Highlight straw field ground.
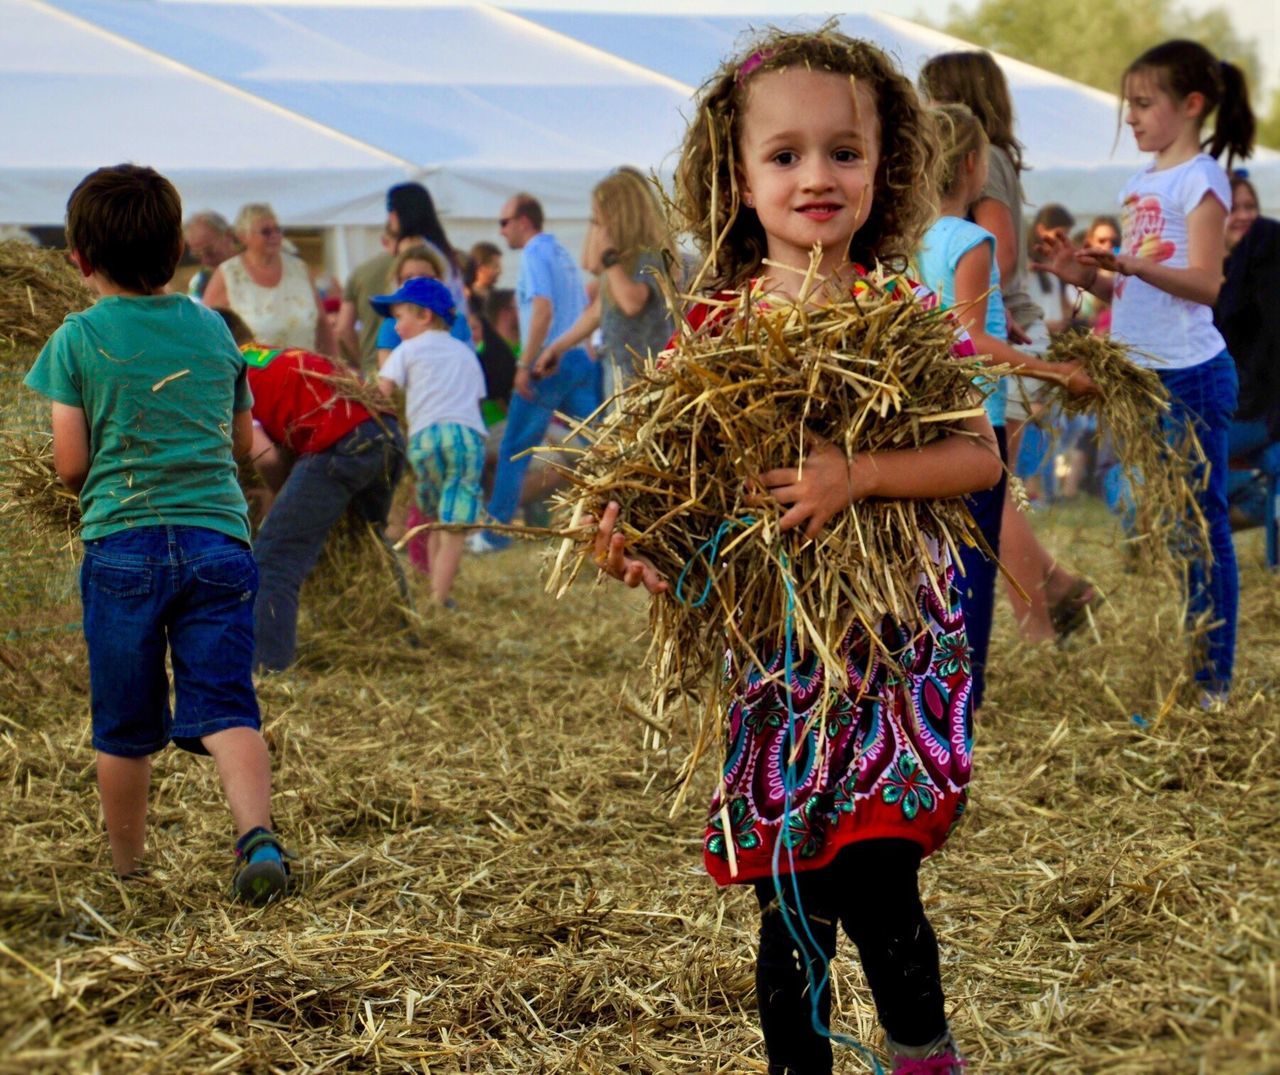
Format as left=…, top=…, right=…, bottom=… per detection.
left=1, top=362, right=1277, bottom=1074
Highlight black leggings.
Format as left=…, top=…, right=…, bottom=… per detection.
left=753, top=838, right=946, bottom=1075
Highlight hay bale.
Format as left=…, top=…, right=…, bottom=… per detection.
left=0, top=241, right=93, bottom=363
left=0, top=432, right=80, bottom=537
left=547, top=264, right=994, bottom=796
left=297, top=510, right=422, bottom=662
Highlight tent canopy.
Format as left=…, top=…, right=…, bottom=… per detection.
left=0, top=0, right=418, bottom=225
left=519, top=9, right=1167, bottom=213
left=6, top=0, right=1277, bottom=232
left=38, top=0, right=697, bottom=223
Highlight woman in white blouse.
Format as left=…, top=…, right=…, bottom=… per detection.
left=203, top=203, right=336, bottom=355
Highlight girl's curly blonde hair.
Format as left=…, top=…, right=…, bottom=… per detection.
left=672, top=27, right=942, bottom=289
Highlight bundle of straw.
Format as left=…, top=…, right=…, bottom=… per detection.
left=0, top=432, right=80, bottom=535
left=1041, top=332, right=1209, bottom=578
left=0, top=241, right=93, bottom=361
left=546, top=265, right=993, bottom=790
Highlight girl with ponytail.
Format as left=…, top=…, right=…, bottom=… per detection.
left=1036, top=39, right=1255, bottom=702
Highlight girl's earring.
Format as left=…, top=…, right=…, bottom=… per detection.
left=744, top=195, right=755, bottom=208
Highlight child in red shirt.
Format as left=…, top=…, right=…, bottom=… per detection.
left=216, top=309, right=407, bottom=672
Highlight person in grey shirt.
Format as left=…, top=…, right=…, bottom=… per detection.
left=533, top=168, right=676, bottom=400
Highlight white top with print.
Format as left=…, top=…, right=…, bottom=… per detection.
left=1110, top=154, right=1230, bottom=370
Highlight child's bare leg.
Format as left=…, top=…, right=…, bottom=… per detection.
left=97, top=752, right=151, bottom=876
left=1000, top=419, right=1060, bottom=641
left=201, top=727, right=273, bottom=836
left=431, top=532, right=465, bottom=605
left=999, top=492, right=1056, bottom=641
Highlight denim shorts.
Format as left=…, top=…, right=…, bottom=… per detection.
left=81, top=525, right=261, bottom=757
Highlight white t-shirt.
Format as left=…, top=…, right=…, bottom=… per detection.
left=1110, top=154, right=1230, bottom=369
left=380, top=330, right=486, bottom=437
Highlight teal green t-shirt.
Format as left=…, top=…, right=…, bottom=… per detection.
left=24, top=294, right=252, bottom=542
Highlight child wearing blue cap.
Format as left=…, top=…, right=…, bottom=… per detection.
left=374, top=277, right=487, bottom=607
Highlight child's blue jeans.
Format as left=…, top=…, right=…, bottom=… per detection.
left=956, top=426, right=1008, bottom=710
left=1162, top=354, right=1238, bottom=692
left=81, top=525, right=260, bottom=757
left=483, top=348, right=600, bottom=543
left=253, top=417, right=405, bottom=672
left=1102, top=354, right=1239, bottom=689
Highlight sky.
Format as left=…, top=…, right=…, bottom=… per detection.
left=493, top=0, right=1280, bottom=95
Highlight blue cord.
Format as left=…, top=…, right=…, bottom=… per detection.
left=771, top=551, right=885, bottom=1075
left=673, top=516, right=754, bottom=607
left=678, top=519, right=883, bottom=1072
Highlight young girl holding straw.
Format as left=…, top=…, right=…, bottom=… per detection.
left=915, top=103, right=1099, bottom=711
left=594, top=29, right=1002, bottom=1075
left=1035, top=40, right=1254, bottom=702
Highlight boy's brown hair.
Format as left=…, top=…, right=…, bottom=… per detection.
left=212, top=307, right=255, bottom=347
left=66, top=165, right=184, bottom=294
left=672, top=26, right=942, bottom=289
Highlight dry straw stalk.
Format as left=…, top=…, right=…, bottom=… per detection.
left=1041, top=333, right=1211, bottom=588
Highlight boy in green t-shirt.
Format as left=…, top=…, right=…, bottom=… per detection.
left=24, top=165, right=290, bottom=904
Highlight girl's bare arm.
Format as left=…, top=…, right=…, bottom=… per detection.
left=972, top=197, right=1018, bottom=287
left=1087, top=194, right=1226, bottom=307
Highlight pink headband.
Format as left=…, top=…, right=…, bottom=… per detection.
left=736, top=49, right=775, bottom=85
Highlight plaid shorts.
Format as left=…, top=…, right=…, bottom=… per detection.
left=407, top=423, right=486, bottom=525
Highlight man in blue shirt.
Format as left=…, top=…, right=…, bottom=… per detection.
left=471, top=193, right=601, bottom=551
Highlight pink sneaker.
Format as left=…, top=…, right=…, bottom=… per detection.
left=891, top=1055, right=966, bottom=1075
left=889, top=1031, right=966, bottom=1075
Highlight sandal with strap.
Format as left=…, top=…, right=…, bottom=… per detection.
left=232, top=827, right=293, bottom=906
left=1048, top=578, right=1101, bottom=640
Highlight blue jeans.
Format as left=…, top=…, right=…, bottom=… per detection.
left=484, top=348, right=601, bottom=540
left=956, top=426, right=1008, bottom=711
left=1162, top=354, right=1239, bottom=691
left=1227, top=419, right=1280, bottom=524
left=81, top=526, right=260, bottom=757
left=253, top=418, right=405, bottom=671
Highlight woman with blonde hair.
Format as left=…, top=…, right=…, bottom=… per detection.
left=532, top=167, right=676, bottom=398
left=203, top=203, right=336, bottom=355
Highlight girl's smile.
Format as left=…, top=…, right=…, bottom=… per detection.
left=738, top=67, right=881, bottom=289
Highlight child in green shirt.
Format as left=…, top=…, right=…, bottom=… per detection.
left=24, top=164, right=289, bottom=904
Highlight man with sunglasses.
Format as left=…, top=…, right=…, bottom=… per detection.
left=469, top=194, right=599, bottom=553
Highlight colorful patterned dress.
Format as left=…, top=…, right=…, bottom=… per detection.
left=692, top=279, right=978, bottom=886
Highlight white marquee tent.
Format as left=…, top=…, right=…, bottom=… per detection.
left=4, top=0, right=1277, bottom=273
left=0, top=0, right=419, bottom=228
left=519, top=8, right=1280, bottom=214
